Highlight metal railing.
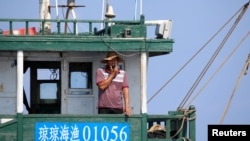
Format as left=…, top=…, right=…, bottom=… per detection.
left=0, top=17, right=144, bottom=36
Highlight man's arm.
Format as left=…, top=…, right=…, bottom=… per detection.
left=97, top=66, right=118, bottom=90
left=97, top=71, right=116, bottom=90
left=123, top=87, right=131, bottom=116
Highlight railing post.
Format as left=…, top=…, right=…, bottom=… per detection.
left=25, top=21, right=29, bottom=35
left=189, top=105, right=196, bottom=141
left=9, top=21, right=13, bottom=35
left=17, top=113, right=23, bottom=141
left=89, top=22, right=92, bottom=34
left=166, top=118, right=171, bottom=138
left=141, top=113, right=148, bottom=141
left=73, top=20, right=76, bottom=35
left=57, top=21, right=61, bottom=34
left=41, top=21, right=45, bottom=35
left=104, top=20, right=108, bottom=35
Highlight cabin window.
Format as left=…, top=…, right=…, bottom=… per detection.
left=24, top=61, right=61, bottom=114
left=70, top=72, right=88, bottom=88
left=37, top=69, right=60, bottom=101
left=37, top=69, right=60, bottom=80
left=40, top=83, right=57, bottom=99
left=69, top=62, right=92, bottom=95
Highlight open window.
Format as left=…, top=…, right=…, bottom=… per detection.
left=24, top=61, right=61, bottom=114
left=68, top=62, right=92, bottom=95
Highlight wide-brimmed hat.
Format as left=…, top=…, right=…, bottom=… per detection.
left=101, top=52, right=124, bottom=63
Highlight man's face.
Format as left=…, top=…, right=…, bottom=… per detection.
left=107, top=57, right=118, bottom=67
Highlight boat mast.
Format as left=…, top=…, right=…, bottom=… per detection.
left=134, top=0, right=143, bottom=20
left=134, top=0, right=137, bottom=20
left=39, top=0, right=51, bottom=33
left=101, top=0, right=105, bottom=29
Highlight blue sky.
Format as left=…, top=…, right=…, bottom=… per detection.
left=1, top=0, right=250, bottom=140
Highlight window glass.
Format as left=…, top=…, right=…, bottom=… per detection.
left=37, top=69, right=60, bottom=80
left=69, top=62, right=92, bottom=89
left=40, top=83, right=57, bottom=99
left=70, top=72, right=88, bottom=88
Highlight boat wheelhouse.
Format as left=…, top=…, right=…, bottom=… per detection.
left=0, top=1, right=196, bottom=140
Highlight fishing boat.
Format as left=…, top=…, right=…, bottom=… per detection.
left=0, top=0, right=196, bottom=141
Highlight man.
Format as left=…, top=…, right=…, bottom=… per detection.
left=96, top=51, right=131, bottom=116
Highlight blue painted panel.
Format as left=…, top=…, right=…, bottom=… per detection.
left=35, top=122, right=130, bottom=141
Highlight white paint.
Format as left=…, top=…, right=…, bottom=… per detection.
left=39, top=0, right=51, bottom=30
left=17, top=51, right=23, bottom=113
left=141, top=52, right=147, bottom=113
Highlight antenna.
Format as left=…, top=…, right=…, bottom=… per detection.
left=140, top=0, right=143, bottom=15
left=101, top=0, right=105, bottom=29
left=55, top=0, right=59, bottom=19
left=106, top=0, right=109, bottom=13
left=134, top=0, right=137, bottom=20
left=134, top=0, right=143, bottom=20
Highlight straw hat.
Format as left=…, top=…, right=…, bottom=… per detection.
left=101, top=52, right=124, bottom=63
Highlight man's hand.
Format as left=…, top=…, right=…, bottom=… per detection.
left=110, top=65, right=119, bottom=75
left=124, top=106, right=131, bottom=117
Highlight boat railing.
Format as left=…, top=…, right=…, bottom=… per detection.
left=0, top=15, right=173, bottom=40
left=0, top=16, right=145, bottom=37
left=147, top=106, right=196, bottom=140
left=0, top=106, right=196, bottom=141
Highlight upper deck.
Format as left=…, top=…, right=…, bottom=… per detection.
left=0, top=15, right=174, bottom=57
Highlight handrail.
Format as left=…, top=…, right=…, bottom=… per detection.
left=0, top=17, right=144, bottom=36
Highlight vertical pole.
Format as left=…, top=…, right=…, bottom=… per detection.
left=141, top=52, right=147, bottom=114
left=71, top=10, right=78, bottom=35
left=17, top=51, right=23, bottom=114
left=17, top=51, right=24, bottom=141
left=189, top=105, right=196, bottom=141
left=55, top=0, right=59, bottom=19
left=17, top=113, right=23, bottom=141
left=140, top=0, right=142, bottom=16
left=134, top=0, right=137, bottom=20
left=101, top=0, right=105, bottom=29
left=39, top=0, right=51, bottom=33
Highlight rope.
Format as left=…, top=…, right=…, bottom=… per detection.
left=185, top=31, right=250, bottom=109
left=147, top=2, right=245, bottom=104
left=178, top=2, right=249, bottom=108
left=219, top=53, right=250, bottom=124
left=181, top=137, right=192, bottom=141
left=170, top=108, right=196, bottom=138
